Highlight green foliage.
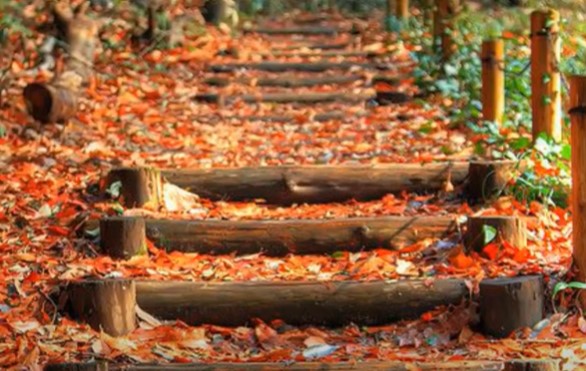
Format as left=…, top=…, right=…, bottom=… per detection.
left=553, top=281, right=586, bottom=299
left=482, top=225, right=497, bottom=245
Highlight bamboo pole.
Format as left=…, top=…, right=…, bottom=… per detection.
left=530, top=9, right=562, bottom=142
left=481, top=39, right=505, bottom=124
left=435, top=0, right=457, bottom=60
left=569, top=75, right=586, bottom=307
left=396, top=0, right=409, bottom=19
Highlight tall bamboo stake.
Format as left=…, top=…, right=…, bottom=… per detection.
left=396, top=0, right=409, bottom=19
left=435, top=0, right=457, bottom=60
left=481, top=39, right=505, bottom=124
left=530, top=9, right=562, bottom=142
left=570, top=75, right=586, bottom=306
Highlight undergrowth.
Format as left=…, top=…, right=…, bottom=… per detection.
left=407, top=6, right=586, bottom=208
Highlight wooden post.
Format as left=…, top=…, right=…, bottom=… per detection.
left=570, top=75, right=586, bottom=305
left=481, top=39, right=505, bottom=124
left=106, top=167, right=163, bottom=208
left=435, top=0, right=457, bottom=60
left=466, top=160, right=517, bottom=202
left=479, top=276, right=544, bottom=338
left=66, top=279, right=136, bottom=337
left=100, top=216, right=147, bottom=259
left=530, top=9, right=562, bottom=142
left=465, top=216, right=527, bottom=253
left=396, top=0, right=408, bottom=19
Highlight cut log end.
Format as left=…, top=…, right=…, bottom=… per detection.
left=479, top=276, right=544, bottom=338
left=100, top=216, right=147, bottom=259
left=466, top=160, right=517, bottom=202
left=23, top=83, right=79, bottom=123
left=66, top=279, right=137, bottom=337
left=465, top=216, right=527, bottom=253
left=106, top=167, right=163, bottom=208
left=504, top=360, right=560, bottom=371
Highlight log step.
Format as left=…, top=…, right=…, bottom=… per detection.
left=243, top=26, right=340, bottom=35
left=193, top=91, right=376, bottom=105
left=203, top=75, right=377, bottom=88
left=62, top=278, right=468, bottom=333
left=105, top=161, right=519, bottom=207
left=160, top=163, right=468, bottom=204
left=45, top=360, right=561, bottom=371
left=208, top=62, right=402, bottom=73
left=91, top=215, right=459, bottom=257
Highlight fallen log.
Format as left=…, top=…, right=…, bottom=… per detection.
left=23, top=2, right=99, bottom=123
left=208, top=61, right=401, bottom=73
left=159, top=163, right=470, bottom=205
left=135, top=279, right=467, bottom=326
left=203, top=75, right=366, bottom=87
left=45, top=360, right=561, bottom=371
left=85, top=216, right=458, bottom=257
left=193, top=91, right=375, bottom=105
left=243, top=26, right=339, bottom=35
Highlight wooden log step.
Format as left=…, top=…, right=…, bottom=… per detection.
left=44, top=359, right=561, bottom=371
left=135, top=279, right=468, bottom=327
left=203, top=75, right=368, bottom=88
left=193, top=111, right=352, bottom=124
left=158, top=163, right=470, bottom=205
left=275, top=42, right=351, bottom=51
left=208, top=61, right=400, bottom=73
left=86, top=216, right=458, bottom=258
left=193, top=91, right=376, bottom=105
left=256, top=50, right=388, bottom=58
left=243, top=26, right=340, bottom=35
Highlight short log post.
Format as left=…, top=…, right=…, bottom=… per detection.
left=465, top=216, right=527, bottom=253
left=479, top=276, right=544, bottom=338
left=466, top=160, right=517, bottom=202
left=530, top=9, right=562, bottom=142
left=481, top=39, right=505, bottom=125
left=105, top=167, right=163, bottom=208
left=504, top=360, right=560, bottom=371
left=100, top=216, right=147, bottom=259
left=66, top=279, right=136, bottom=337
left=570, top=75, right=586, bottom=308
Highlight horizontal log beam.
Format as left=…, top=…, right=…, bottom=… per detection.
left=192, top=111, right=352, bottom=124
left=255, top=50, right=388, bottom=58
left=208, top=62, right=401, bottom=73
left=193, top=91, right=375, bottom=105
left=274, top=42, right=350, bottom=51
left=203, top=75, right=368, bottom=88
left=48, top=360, right=560, bottom=371
left=243, top=26, right=340, bottom=35
left=135, top=279, right=468, bottom=327
left=85, top=216, right=458, bottom=257
left=160, top=163, right=470, bottom=204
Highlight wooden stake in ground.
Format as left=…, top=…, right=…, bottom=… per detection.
left=435, top=0, right=458, bottom=60
left=396, top=0, right=409, bottom=19
left=530, top=9, right=562, bottom=142
left=106, top=167, right=163, bottom=208
left=23, top=2, right=99, bottom=123
left=479, top=276, right=544, bottom=338
left=465, top=216, right=527, bottom=253
left=100, top=216, right=147, bottom=259
left=481, top=39, right=505, bottom=124
left=569, top=75, right=586, bottom=305
left=66, top=279, right=136, bottom=336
